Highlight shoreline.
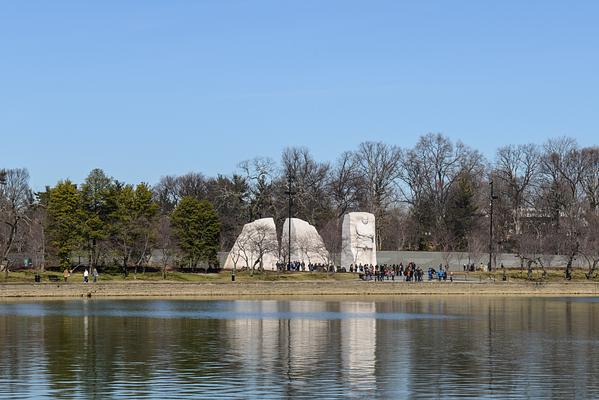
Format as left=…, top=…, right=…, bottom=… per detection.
left=1, top=280, right=599, bottom=299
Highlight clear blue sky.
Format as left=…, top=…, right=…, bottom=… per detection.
left=1, top=1, right=598, bottom=190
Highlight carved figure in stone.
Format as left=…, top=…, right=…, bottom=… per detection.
left=341, top=212, right=377, bottom=268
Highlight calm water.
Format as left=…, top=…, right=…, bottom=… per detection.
left=1, top=297, right=598, bottom=399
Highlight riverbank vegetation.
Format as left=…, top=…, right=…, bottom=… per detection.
left=2, top=268, right=599, bottom=285
left=1, top=134, right=598, bottom=280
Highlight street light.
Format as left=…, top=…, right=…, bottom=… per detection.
left=284, top=174, right=296, bottom=269
left=488, top=180, right=498, bottom=272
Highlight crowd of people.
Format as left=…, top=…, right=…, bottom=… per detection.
left=350, top=262, right=454, bottom=282
left=57, top=260, right=456, bottom=283
left=276, top=261, right=336, bottom=273
left=272, top=260, right=458, bottom=282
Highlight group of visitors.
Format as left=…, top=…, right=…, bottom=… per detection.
left=428, top=265, right=453, bottom=282
left=351, top=262, right=454, bottom=282
left=62, top=267, right=99, bottom=283
left=352, top=264, right=396, bottom=281
left=463, top=263, right=488, bottom=272
left=276, top=261, right=336, bottom=272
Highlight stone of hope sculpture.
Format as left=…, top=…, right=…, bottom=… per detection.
left=340, top=212, right=377, bottom=268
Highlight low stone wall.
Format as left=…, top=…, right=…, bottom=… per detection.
left=216, top=251, right=587, bottom=270
left=1, top=280, right=599, bottom=298
left=377, top=251, right=587, bottom=270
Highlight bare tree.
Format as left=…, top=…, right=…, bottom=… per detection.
left=0, top=168, right=32, bottom=276
left=353, top=141, right=402, bottom=249
left=238, top=157, right=277, bottom=221
left=291, top=231, right=329, bottom=265
left=28, top=203, right=47, bottom=271
left=153, top=172, right=208, bottom=214
left=375, top=206, right=408, bottom=250
left=398, top=134, right=485, bottom=250
left=177, top=172, right=208, bottom=199
left=205, top=174, right=250, bottom=251
left=154, top=175, right=181, bottom=213
left=229, top=222, right=278, bottom=276
left=515, top=231, right=544, bottom=280
left=250, top=224, right=278, bottom=274
left=228, top=228, right=252, bottom=274
left=580, top=147, right=599, bottom=212
left=467, top=232, right=486, bottom=270
left=227, top=239, right=244, bottom=277
left=494, top=144, right=541, bottom=236
left=328, top=151, right=363, bottom=218
left=281, top=147, right=331, bottom=225
left=155, top=215, right=175, bottom=279
left=539, top=138, right=585, bottom=279
left=580, top=210, right=599, bottom=279
left=319, top=218, right=342, bottom=266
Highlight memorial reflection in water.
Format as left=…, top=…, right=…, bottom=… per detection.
left=0, top=297, right=598, bottom=398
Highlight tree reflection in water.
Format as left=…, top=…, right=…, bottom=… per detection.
left=0, top=297, right=598, bottom=398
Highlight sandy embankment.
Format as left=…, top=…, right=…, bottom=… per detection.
left=1, top=280, right=599, bottom=298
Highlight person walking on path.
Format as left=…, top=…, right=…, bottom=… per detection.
left=92, top=267, right=99, bottom=283
left=83, top=269, right=89, bottom=284
left=63, top=268, right=70, bottom=283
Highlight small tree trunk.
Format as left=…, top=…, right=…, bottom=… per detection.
left=565, top=259, right=572, bottom=280
left=1, top=221, right=17, bottom=278
left=527, top=259, right=534, bottom=281
left=520, top=258, right=524, bottom=278
left=537, top=258, right=547, bottom=280
left=39, top=224, right=46, bottom=272
left=586, top=260, right=598, bottom=279
left=91, top=238, right=97, bottom=271
left=565, top=242, right=579, bottom=281
left=123, top=255, right=129, bottom=278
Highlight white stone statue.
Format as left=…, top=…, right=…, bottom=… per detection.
left=281, top=218, right=329, bottom=264
left=341, top=212, right=377, bottom=268
left=224, top=218, right=279, bottom=271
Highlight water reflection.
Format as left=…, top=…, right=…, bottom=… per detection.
left=341, top=302, right=376, bottom=396
left=0, top=297, right=598, bottom=398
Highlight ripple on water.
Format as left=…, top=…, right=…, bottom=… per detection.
left=0, top=297, right=598, bottom=399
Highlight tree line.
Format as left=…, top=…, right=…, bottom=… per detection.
left=1, top=133, right=598, bottom=278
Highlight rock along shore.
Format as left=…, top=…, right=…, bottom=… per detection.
left=1, top=280, right=599, bottom=298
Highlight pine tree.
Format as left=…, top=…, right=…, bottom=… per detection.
left=47, top=180, right=83, bottom=269
left=80, top=169, right=114, bottom=270
left=171, top=197, right=220, bottom=270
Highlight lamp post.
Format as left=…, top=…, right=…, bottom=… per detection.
left=284, top=175, right=296, bottom=269
left=0, top=170, right=6, bottom=278
left=488, top=180, right=498, bottom=272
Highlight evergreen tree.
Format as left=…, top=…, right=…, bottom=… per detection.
left=80, top=169, right=114, bottom=270
left=444, top=173, right=478, bottom=250
left=47, top=180, right=82, bottom=269
left=110, top=182, right=158, bottom=276
left=171, top=197, right=220, bottom=270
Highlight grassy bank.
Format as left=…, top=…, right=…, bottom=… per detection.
left=1, top=269, right=599, bottom=298
left=1, top=268, right=597, bottom=284
left=0, top=270, right=357, bottom=284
